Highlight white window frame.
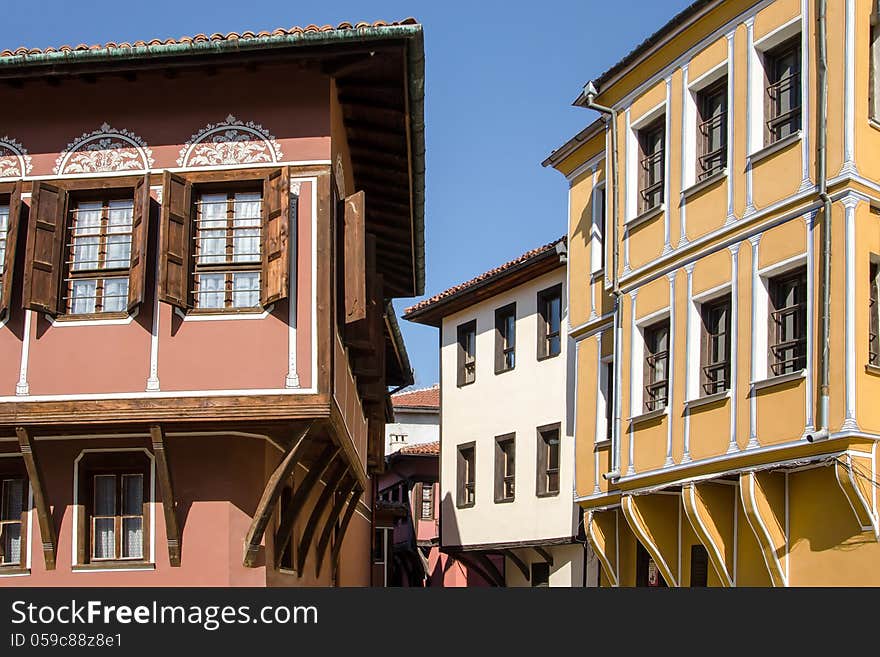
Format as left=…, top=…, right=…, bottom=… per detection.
left=753, top=254, right=808, bottom=383
left=626, top=101, right=668, bottom=224
left=631, top=307, right=671, bottom=418
left=684, top=62, right=730, bottom=191
left=686, top=283, right=733, bottom=402
left=596, top=354, right=614, bottom=443
left=590, top=183, right=607, bottom=275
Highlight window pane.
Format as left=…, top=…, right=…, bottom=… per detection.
left=0, top=523, right=21, bottom=565
left=102, top=278, right=129, bottom=313
left=0, top=205, right=9, bottom=275
left=70, top=279, right=97, bottom=315
left=232, top=272, right=260, bottom=308
left=547, top=436, right=560, bottom=470
left=104, top=200, right=134, bottom=268
left=233, top=192, right=262, bottom=264
left=198, top=193, right=227, bottom=264
left=72, top=203, right=102, bottom=271
left=93, top=517, right=115, bottom=559
left=94, top=475, right=116, bottom=516
left=122, top=517, right=143, bottom=559
left=197, top=273, right=225, bottom=309
left=122, top=474, right=143, bottom=516
left=1, top=479, right=23, bottom=521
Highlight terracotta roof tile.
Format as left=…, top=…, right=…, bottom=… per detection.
left=404, top=236, right=565, bottom=316
left=0, top=18, right=419, bottom=58
left=392, top=385, right=439, bottom=409
left=397, top=441, right=440, bottom=456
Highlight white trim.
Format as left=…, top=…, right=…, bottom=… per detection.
left=679, top=63, right=691, bottom=247
left=728, top=244, right=739, bottom=453
left=627, top=291, right=638, bottom=474
left=744, top=18, right=758, bottom=215
left=173, top=306, right=274, bottom=322
left=663, top=79, right=672, bottom=254
left=16, top=310, right=31, bottom=396
left=146, top=215, right=161, bottom=391
left=841, top=0, right=858, bottom=176
left=726, top=31, right=736, bottom=223
left=803, top=213, right=816, bottom=433
left=741, top=472, right=788, bottom=587
left=566, top=151, right=607, bottom=185
left=785, top=471, right=790, bottom=582
left=48, top=307, right=139, bottom=328
left=843, top=196, right=859, bottom=429
left=799, top=0, right=811, bottom=189
left=751, top=369, right=806, bottom=391
left=665, top=273, right=676, bottom=465
left=683, top=264, right=695, bottom=462
left=684, top=484, right=733, bottom=587
left=749, top=235, right=761, bottom=446
left=753, top=15, right=802, bottom=51
left=0, top=387, right=319, bottom=403
left=24, top=159, right=331, bottom=181
left=622, top=495, right=678, bottom=587
left=756, top=252, right=807, bottom=278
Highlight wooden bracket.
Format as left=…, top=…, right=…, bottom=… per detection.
left=150, top=425, right=181, bottom=567
left=274, top=443, right=340, bottom=569
left=16, top=427, right=56, bottom=570
left=533, top=546, right=554, bottom=567
left=499, top=549, right=530, bottom=581
left=471, top=553, right=505, bottom=587
left=243, top=422, right=312, bottom=568
left=314, top=476, right=359, bottom=578
left=297, top=459, right=349, bottom=574
left=330, top=487, right=364, bottom=584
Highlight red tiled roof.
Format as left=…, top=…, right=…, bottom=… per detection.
left=404, top=236, right=565, bottom=317
left=0, top=19, right=419, bottom=58
left=397, top=441, right=440, bottom=456
left=392, top=385, right=439, bottom=409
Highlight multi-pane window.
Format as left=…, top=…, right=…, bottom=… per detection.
left=697, top=79, right=727, bottom=180
left=65, top=198, right=134, bottom=315
left=644, top=321, right=670, bottom=412
left=701, top=295, right=732, bottom=395
left=0, top=477, right=25, bottom=567
left=870, top=262, right=879, bottom=365
left=538, top=284, right=562, bottom=359
left=495, top=303, right=516, bottom=373
left=536, top=424, right=560, bottom=497
left=420, top=484, right=434, bottom=520
left=531, top=562, right=550, bottom=587
left=457, top=320, right=477, bottom=386
left=769, top=268, right=807, bottom=376
left=765, top=38, right=802, bottom=145
left=605, top=362, right=615, bottom=441
left=91, top=473, right=144, bottom=561
left=457, top=443, right=476, bottom=508
left=494, top=435, right=515, bottom=503
left=0, top=203, right=8, bottom=307
left=193, top=191, right=262, bottom=310
left=638, top=119, right=665, bottom=213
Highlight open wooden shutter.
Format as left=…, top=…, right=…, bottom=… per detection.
left=128, top=173, right=151, bottom=312
left=0, top=182, right=22, bottom=320
left=158, top=171, right=192, bottom=310
left=344, top=191, right=366, bottom=324
left=261, top=168, right=290, bottom=306
left=23, top=182, right=67, bottom=316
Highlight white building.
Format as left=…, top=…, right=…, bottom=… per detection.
left=385, top=385, right=440, bottom=455
left=405, top=237, right=596, bottom=587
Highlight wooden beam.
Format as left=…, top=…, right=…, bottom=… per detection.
left=297, top=459, right=349, bottom=575
left=150, top=425, right=181, bottom=567
left=533, top=546, right=554, bottom=567
left=500, top=550, right=530, bottom=581
left=243, top=422, right=312, bottom=568
left=314, top=477, right=359, bottom=578
left=16, top=427, right=56, bottom=570
left=330, top=487, right=364, bottom=584
left=474, top=553, right=506, bottom=587
left=274, top=443, right=340, bottom=568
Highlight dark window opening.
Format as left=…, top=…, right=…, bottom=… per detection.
left=697, top=79, right=728, bottom=180
left=644, top=320, right=670, bottom=412
left=769, top=268, right=807, bottom=376
left=701, top=295, right=732, bottom=395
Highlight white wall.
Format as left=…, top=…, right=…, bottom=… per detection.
left=439, top=268, right=576, bottom=548
left=385, top=408, right=439, bottom=455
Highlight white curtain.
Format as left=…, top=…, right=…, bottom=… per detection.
left=232, top=272, right=260, bottom=308
left=72, top=202, right=102, bottom=271
left=1, top=479, right=23, bottom=565
left=105, top=200, right=134, bottom=269
left=198, top=273, right=225, bottom=309
left=102, top=277, right=129, bottom=313
left=70, top=279, right=97, bottom=315
left=93, top=475, right=116, bottom=560
left=121, top=475, right=143, bottom=559
left=233, top=192, right=261, bottom=264
left=198, top=193, right=227, bottom=264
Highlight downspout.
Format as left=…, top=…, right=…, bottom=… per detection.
left=582, top=81, right=624, bottom=478
left=811, top=0, right=831, bottom=442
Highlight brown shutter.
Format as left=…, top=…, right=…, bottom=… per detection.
left=128, top=173, right=151, bottom=311
left=0, top=182, right=23, bottom=320
left=261, top=168, right=290, bottom=306
left=23, top=182, right=67, bottom=316
left=343, top=191, right=366, bottom=324
left=158, top=171, right=193, bottom=310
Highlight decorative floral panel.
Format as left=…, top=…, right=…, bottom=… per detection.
left=0, top=137, right=33, bottom=178
left=54, top=123, right=154, bottom=175
left=177, top=115, right=283, bottom=168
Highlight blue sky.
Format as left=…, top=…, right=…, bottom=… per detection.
left=1, top=0, right=693, bottom=387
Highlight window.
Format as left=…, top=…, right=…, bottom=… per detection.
left=193, top=190, right=262, bottom=311
left=644, top=320, right=670, bottom=412
left=638, top=118, right=665, bottom=213
left=690, top=545, right=709, bottom=587
left=0, top=202, right=9, bottom=309
left=456, top=442, right=476, bottom=508
left=701, top=295, right=732, bottom=395
left=537, top=284, right=562, bottom=359
left=590, top=185, right=606, bottom=274
left=389, top=434, right=407, bottom=445
left=494, top=435, right=515, bottom=503
left=870, top=261, right=879, bottom=365
left=64, top=197, right=134, bottom=315
left=697, top=79, right=727, bottom=180
left=0, top=475, right=27, bottom=568
left=372, top=527, right=388, bottom=563
left=495, top=303, right=516, bottom=373
left=769, top=268, right=807, bottom=376
left=636, top=543, right=667, bottom=587
left=871, top=15, right=880, bottom=121
left=765, top=37, right=802, bottom=145
left=91, top=473, right=145, bottom=561
left=536, top=424, right=560, bottom=497
left=457, top=320, right=477, bottom=386
left=605, top=362, right=615, bottom=440
left=531, top=562, right=550, bottom=587
left=420, top=484, right=434, bottom=520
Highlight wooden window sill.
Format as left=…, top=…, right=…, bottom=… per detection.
left=629, top=408, right=668, bottom=426
left=494, top=366, right=515, bottom=376
left=537, top=351, right=561, bottom=363
left=536, top=491, right=560, bottom=499
left=626, top=204, right=665, bottom=230
left=456, top=502, right=475, bottom=510
left=749, top=131, right=802, bottom=166
left=494, top=497, right=515, bottom=505
left=0, top=567, right=30, bottom=577
left=54, top=311, right=131, bottom=323
left=684, top=390, right=730, bottom=411
left=72, top=562, right=155, bottom=573
left=681, top=169, right=727, bottom=201
left=751, top=369, right=805, bottom=393
left=594, top=439, right=612, bottom=450
left=865, top=363, right=880, bottom=376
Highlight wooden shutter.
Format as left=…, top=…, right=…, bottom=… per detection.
left=128, top=173, right=151, bottom=312
left=23, top=182, right=67, bottom=316
left=343, top=191, right=366, bottom=324
left=261, top=168, right=290, bottom=306
left=412, top=483, right=422, bottom=521
left=158, top=171, right=192, bottom=310
left=0, top=182, right=23, bottom=320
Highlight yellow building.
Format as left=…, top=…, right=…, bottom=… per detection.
left=545, top=0, right=880, bottom=586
